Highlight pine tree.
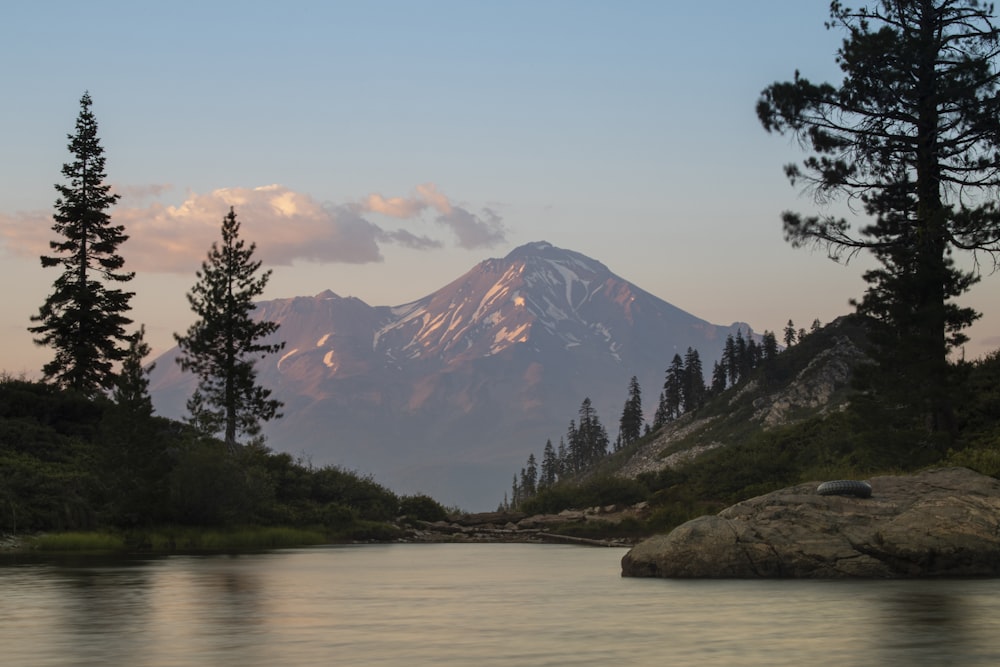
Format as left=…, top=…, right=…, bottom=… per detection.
left=710, top=360, right=727, bottom=395
left=29, top=92, right=134, bottom=395
left=565, top=420, right=580, bottom=473
left=735, top=329, right=750, bottom=381
left=723, top=334, right=739, bottom=386
left=758, top=0, right=1000, bottom=434
left=783, top=320, right=797, bottom=348
left=112, top=324, right=155, bottom=418
left=681, top=347, right=705, bottom=413
left=618, top=375, right=644, bottom=448
left=653, top=390, right=669, bottom=428
left=761, top=330, right=779, bottom=363
left=575, top=397, right=609, bottom=466
left=174, top=207, right=285, bottom=453
left=662, top=354, right=684, bottom=421
left=540, top=439, right=558, bottom=487
left=556, top=437, right=568, bottom=477
left=102, top=324, right=170, bottom=524
left=522, top=453, right=538, bottom=497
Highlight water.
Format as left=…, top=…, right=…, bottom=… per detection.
left=2, top=543, right=999, bottom=666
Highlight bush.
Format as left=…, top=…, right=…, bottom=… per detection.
left=399, top=494, right=448, bottom=522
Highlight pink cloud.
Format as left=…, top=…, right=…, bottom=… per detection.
left=0, top=183, right=507, bottom=274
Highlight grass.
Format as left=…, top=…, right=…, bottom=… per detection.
left=26, top=526, right=330, bottom=553
left=29, top=531, right=126, bottom=552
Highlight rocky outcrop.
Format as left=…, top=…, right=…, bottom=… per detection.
left=621, top=467, right=1000, bottom=578
left=752, top=334, right=869, bottom=427
left=617, top=327, right=870, bottom=481
left=401, top=504, right=649, bottom=546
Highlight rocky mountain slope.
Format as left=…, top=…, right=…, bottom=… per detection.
left=616, top=321, right=870, bottom=481
left=149, top=241, right=754, bottom=510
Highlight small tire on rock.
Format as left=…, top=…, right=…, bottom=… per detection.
left=816, top=480, right=872, bottom=498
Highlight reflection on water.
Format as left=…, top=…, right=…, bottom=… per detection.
left=876, top=589, right=980, bottom=665
left=2, top=545, right=999, bottom=667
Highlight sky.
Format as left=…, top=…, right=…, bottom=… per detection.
left=1, top=1, right=998, bottom=379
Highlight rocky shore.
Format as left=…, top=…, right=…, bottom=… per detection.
left=622, top=467, right=1000, bottom=578
left=1, top=504, right=647, bottom=553
left=403, top=503, right=649, bottom=547
left=0, top=534, right=23, bottom=551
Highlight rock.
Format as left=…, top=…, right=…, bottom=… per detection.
left=451, top=511, right=525, bottom=527
left=621, top=467, right=1000, bottom=578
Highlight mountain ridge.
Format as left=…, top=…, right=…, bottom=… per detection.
left=149, top=241, right=756, bottom=510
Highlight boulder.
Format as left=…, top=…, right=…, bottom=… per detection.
left=621, top=467, right=1000, bottom=578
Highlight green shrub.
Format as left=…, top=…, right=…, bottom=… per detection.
left=944, top=446, right=1000, bottom=477
left=399, top=494, right=448, bottom=522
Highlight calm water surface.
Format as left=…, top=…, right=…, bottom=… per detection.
left=2, top=543, right=999, bottom=666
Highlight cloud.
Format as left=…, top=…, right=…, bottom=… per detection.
left=0, top=183, right=507, bottom=273
left=363, top=193, right=426, bottom=218
left=358, top=182, right=507, bottom=250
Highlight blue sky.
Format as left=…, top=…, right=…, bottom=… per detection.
left=1, top=1, right=997, bottom=377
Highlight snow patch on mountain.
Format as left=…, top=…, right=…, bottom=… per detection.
left=547, top=259, right=591, bottom=310
left=277, top=348, right=299, bottom=369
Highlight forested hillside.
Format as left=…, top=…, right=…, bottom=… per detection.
left=503, top=316, right=1000, bottom=539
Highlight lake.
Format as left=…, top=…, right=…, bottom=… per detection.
left=2, top=543, right=999, bottom=666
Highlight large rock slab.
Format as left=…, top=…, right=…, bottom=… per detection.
left=621, top=467, right=1000, bottom=578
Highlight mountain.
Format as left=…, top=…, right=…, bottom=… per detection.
left=149, top=241, right=754, bottom=510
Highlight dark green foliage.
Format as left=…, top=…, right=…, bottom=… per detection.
left=174, top=207, right=285, bottom=452
left=167, top=439, right=255, bottom=525
left=112, top=324, right=155, bottom=418
left=710, top=361, right=726, bottom=395
left=519, top=474, right=648, bottom=516
left=757, top=0, right=1000, bottom=435
left=0, top=379, right=406, bottom=540
left=681, top=348, right=705, bottom=412
left=519, top=453, right=538, bottom=497
left=29, top=92, right=134, bottom=395
left=618, top=376, right=644, bottom=448
left=656, top=354, right=684, bottom=425
left=398, top=494, right=448, bottom=522
left=760, top=331, right=779, bottom=362
left=783, top=320, right=796, bottom=347
left=569, top=398, right=609, bottom=470
left=539, top=439, right=558, bottom=488
left=956, top=351, right=1000, bottom=439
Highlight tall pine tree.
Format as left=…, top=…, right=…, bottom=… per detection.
left=758, top=0, right=1000, bottom=435
left=174, top=207, right=285, bottom=453
left=540, top=439, right=559, bottom=488
left=30, top=92, right=134, bottom=395
left=618, top=375, right=644, bottom=448
left=681, top=347, right=705, bottom=413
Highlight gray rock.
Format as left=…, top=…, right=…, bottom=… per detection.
left=621, top=467, right=1000, bottom=578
